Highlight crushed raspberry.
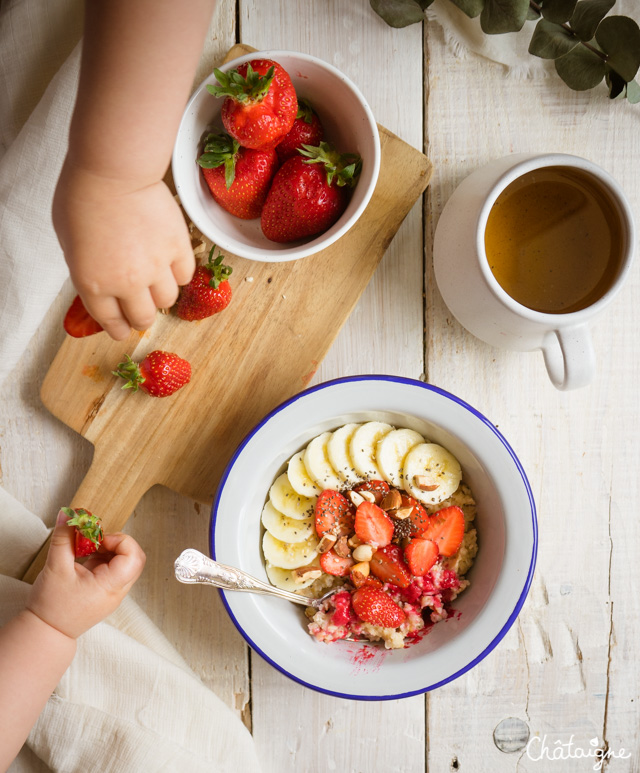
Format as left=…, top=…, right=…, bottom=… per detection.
left=331, top=591, right=356, bottom=626
left=439, top=569, right=460, bottom=589
left=402, top=582, right=423, bottom=605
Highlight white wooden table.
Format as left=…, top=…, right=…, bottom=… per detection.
left=2, top=0, right=639, bottom=770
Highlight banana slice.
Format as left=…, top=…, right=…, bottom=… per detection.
left=261, top=501, right=314, bottom=543
left=327, top=423, right=362, bottom=486
left=269, top=473, right=317, bottom=520
left=350, top=421, right=393, bottom=480
left=262, top=531, right=319, bottom=570
left=376, top=428, right=426, bottom=488
left=402, top=442, right=462, bottom=505
left=265, top=560, right=321, bottom=591
left=287, top=451, right=322, bottom=497
left=303, top=431, right=343, bottom=490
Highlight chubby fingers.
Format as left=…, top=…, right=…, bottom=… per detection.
left=84, top=295, right=132, bottom=341
left=45, top=509, right=77, bottom=574
left=99, top=533, right=146, bottom=589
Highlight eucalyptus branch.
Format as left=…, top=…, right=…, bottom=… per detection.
left=370, top=0, right=640, bottom=103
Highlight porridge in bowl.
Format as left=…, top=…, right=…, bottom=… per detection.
left=261, top=420, right=479, bottom=649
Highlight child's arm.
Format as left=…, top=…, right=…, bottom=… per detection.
left=0, top=511, right=146, bottom=771
left=53, top=0, right=216, bottom=340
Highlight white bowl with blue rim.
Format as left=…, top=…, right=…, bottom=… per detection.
left=210, top=376, right=537, bottom=700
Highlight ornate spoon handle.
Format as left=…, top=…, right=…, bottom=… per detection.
left=174, top=548, right=312, bottom=607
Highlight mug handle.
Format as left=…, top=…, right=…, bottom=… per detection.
left=542, top=325, right=596, bottom=390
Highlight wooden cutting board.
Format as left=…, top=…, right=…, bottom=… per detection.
left=23, top=44, right=432, bottom=582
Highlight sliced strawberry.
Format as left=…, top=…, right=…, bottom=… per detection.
left=352, top=587, right=406, bottom=628
left=419, top=506, right=465, bottom=557
left=63, top=295, right=103, bottom=338
left=319, top=549, right=355, bottom=577
left=404, top=538, right=439, bottom=577
left=399, top=494, right=430, bottom=535
left=353, top=479, right=390, bottom=504
left=314, top=490, right=354, bottom=537
left=354, top=501, right=394, bottom=548
left=370, top=544, right=412, bottom=589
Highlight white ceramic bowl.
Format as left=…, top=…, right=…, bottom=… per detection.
left=172, top=50, right=381, bottom=262
left=210, top=376, right=537, bottom=700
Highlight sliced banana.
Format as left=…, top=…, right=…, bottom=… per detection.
left=269, top=473, right=317, bottom=520
left=287, top=451, right=322, bottom=497
left=262, top=531, right=319, bottom=570
left=266, top=560, right=321, bottom=591
left=303, top=431, right=343, bottom=490
left=327, top=423, right=362, bottom=486
left=403, top=442, right=462, bottom=505
left=261, top=501, right=314, bottom=543
left=376, top=427, right=425, bottom=488
left=349, top=421, right=393, bottom=480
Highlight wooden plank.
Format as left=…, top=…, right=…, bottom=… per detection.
left=241, top=2, right=428, bottom=772
left=423, top=12, right=640, bottom=770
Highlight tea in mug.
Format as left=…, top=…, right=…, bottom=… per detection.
left=484, top=166, right=623, bottom=314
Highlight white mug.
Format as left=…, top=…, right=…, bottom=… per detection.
left=433, top=153, right=636, bottom=390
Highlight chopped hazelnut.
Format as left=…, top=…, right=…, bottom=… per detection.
left=348, top=490, right=365, bottom=507
left=348, top=534, right=363, bottom=549
left=380, top=489, right=402, bottom=511
left=414, top=475, right=439, bottom=491
left=317, top=533, right=337, bottom=554
left=359, top=490, right=376, bottom=503
left=292, top=566, right=322, bottom=583
left=352, top=543, right=374, bottom=562
left=334, top=536, right=351, bottom=558
left=390, top=506, right=413, bottom=521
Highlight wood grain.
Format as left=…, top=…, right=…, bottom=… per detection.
left=21, top=65, right=431, bottom=582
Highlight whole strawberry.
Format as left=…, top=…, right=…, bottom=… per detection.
left=62, top=507, right=103, bottom=558
left=276, top=99, right=324, bottom=164
left=113, top=351, right=191, bottom=397
left=261, top=142, right=362, bottom=243
left=63, top=295, right=103, bottom=338
left=175, top=245, right=232, bottom=320
left=197, top=132, right=278, bottom=219
left=207, top=59, right=297, bottom=150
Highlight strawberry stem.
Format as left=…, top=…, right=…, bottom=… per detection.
left=197, top=132, right=241, bottom=188
left=112, top=355, right=145, bottom=391
left=204, top=245, right=233, bottom=289
left=207, top=63, right=275, bottom=104
left=298, top=142, right=362, bottom=188
left=63, top=507, right=103, bottom=548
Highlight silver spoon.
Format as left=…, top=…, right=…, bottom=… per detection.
left=174, top=548, right=340, bottom=608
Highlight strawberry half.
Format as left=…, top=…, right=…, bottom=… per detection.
left=404, top=537, right=439, bottom=576
left=370, top=544, right=412, bottom=589
left=276, top=98, right=324, bottom=164
left=352, top=586, right=406, bottom=628
left=354, top=501, right=394, bottom=548
left=208, top=59, right=297, bottom=150
left=261, top=142, right=362, bottom=243
left=176, top=245, right=233, bottom=321
left=63, top=295, right=103, bottom=338
left=399, top=494, right=430, bottom=535
left=419, top=506, right=465, bottom=557
left=314, top=489, right=354, bottom=537
left=62, top=507, right=103, bottom=558
left=319, top=549, right=355, bottom=577
left=113, top=350, right=191, bottom=398
left=198, top=132, right=278, bottom=219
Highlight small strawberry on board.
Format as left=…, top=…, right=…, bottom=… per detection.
left=112, top=351, right=192, bottom=398
left=176, top=245, right=233, bottom=321
left=207, top=59, right=297, bottom=150
left=62, top=507, right=103, bottom=558
left=197, top=132, right=278, bottom=219
left=63, top=295, right=103, bottom=338
left=261, top=142, right=362, bottom=243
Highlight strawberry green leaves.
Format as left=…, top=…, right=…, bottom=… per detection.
left=370, top=0, right=640, bottom=103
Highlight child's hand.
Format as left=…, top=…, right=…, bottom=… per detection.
left=53, top=160, right=196, bottom=340
left=26, top=510, right=146, bottom=639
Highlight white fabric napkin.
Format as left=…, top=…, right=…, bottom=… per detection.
left=0, top=3, right=260, bottom=770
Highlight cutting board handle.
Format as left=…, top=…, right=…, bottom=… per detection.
left=22, top=451, right=152, bottom=584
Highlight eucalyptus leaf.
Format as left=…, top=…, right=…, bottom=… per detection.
left=529, top=19, right=579, bottom=59
left=555, top=43, right=606, bottom=89
left=605, top=68, right=626, bottom=99
left=541, top=0, right=577, bottom=24
left=596, top=16, right=640, bottom=82
left=448, top=0, right=485, bottom=18
left=626, top=80, right=640, bottom=104
left=480, top=0, right=529, bottom=33
left=569, top=0, right=615, bottom=41
left=369, top=0, right=432, bottom=27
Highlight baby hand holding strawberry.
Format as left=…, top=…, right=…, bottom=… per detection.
left=0, top=509, right=146, bottom=771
